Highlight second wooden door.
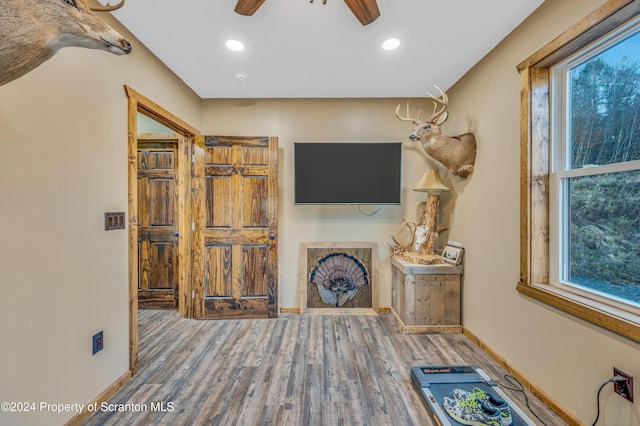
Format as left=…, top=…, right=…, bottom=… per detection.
left=137, top=136, right=180, bottom=309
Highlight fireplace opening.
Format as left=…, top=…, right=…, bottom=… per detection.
left=299, top=242, right=378, bottom=315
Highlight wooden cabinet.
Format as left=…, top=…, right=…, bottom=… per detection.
left=391, top=256, right=463, bottom=334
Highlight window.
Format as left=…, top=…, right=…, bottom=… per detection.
left=517, top=0, right=640, bottom=343
left=551, top=21, right=640, bottom=310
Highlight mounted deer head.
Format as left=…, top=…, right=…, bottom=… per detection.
left=396, top=86, right=476, bottom=179
left=0, top=0, right=131, bottom=87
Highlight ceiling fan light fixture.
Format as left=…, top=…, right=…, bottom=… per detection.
left=382, top=38, right=400, bottom=50
left=226, top=39, right=245, bottom=52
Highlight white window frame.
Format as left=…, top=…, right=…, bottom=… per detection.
left=550, top=19, right=640, bottom=314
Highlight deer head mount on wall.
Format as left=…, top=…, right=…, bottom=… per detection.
left=234, top=0, right=380, bottom=26
left=0, top=0, right=131, bottom=87
left=396, top=86, right=477, bottom=179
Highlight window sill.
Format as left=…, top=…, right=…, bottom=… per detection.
left=516, top=281, right=640, bottom=343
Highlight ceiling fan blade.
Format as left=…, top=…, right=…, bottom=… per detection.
left=234, top=0, right=266, bottom=16
left=343, top=0, right=380, bottom=26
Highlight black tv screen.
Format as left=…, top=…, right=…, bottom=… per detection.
left=294, top=142, right=402, bottom=205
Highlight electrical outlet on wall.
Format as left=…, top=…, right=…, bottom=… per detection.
left=614, top=367, right=634, bottom=402
left=92, top=331, right=104, bottom=355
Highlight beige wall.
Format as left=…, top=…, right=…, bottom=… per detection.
left=0, top=15, right=200, bottom=426
left=200, top=98, right=441, bottom=309
left=445, top=0, right=640, bottom=424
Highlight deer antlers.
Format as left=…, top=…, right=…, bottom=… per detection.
left=425, top=85, right=448, bottom=123
left=89, top=0, right=126, bottom=12
left=389, top=218, right=417, bottom=256
left=395, top=103, right=423, bottom=125
left=395, top=85, right=449, bottom=125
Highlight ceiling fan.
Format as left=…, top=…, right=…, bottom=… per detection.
left=234, top=0, right=380, bottom=26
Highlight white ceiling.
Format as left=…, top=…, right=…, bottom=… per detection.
left=106, top=0, right=544, bottom=98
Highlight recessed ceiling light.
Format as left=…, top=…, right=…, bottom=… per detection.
left=226, top=39, right=245, bottom=52
left=382, top=38, right=400, bottom=50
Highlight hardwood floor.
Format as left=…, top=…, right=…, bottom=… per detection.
left=84, top=310, right=563, bottom=425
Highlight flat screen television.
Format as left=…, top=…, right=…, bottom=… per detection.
left=294, top=142, right=402, bottom=205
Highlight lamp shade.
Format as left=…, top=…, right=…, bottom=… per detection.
left=413, top=169, right=449, bottom=193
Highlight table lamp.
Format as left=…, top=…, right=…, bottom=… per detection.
left=411, top=169, right=449, bottom=263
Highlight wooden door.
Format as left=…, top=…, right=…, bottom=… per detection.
left=192, top=136, right=278, bottom=319
left=137, top=137, right=179, bottom=309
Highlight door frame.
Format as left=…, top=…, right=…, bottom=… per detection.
left=125, top=86, right=200, bottom=375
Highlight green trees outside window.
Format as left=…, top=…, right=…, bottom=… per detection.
left=560, top=28, right=640, bottom=305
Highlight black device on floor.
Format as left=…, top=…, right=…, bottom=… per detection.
left=411, top=365, right=537, bottom=426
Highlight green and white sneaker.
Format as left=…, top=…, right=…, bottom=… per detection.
left=453, top=387, right=512, bottom=426
left=443, top=395, right=502, bottom=426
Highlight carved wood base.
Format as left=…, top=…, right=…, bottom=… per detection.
left=421, top=193, right=440, bottom=255
left=401, top=252, right=443, bottom=265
